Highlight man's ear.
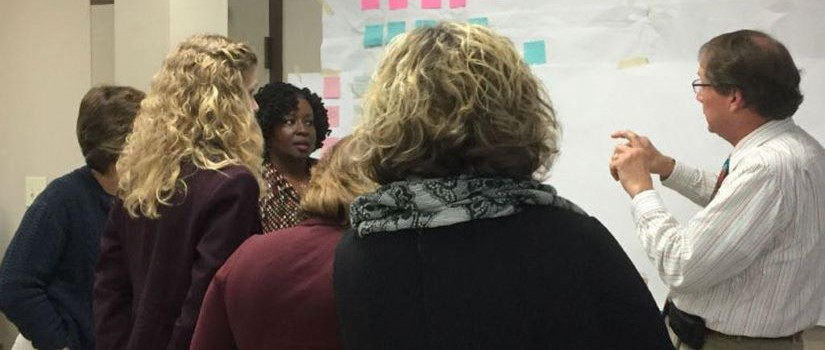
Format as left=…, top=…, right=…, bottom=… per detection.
left=728, top=89, right=746, bottom=112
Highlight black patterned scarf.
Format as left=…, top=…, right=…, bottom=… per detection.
left=350, top=175, right=585, bottom=237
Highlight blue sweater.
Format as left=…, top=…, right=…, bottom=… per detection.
left=0, top=166, right=112, bottom=350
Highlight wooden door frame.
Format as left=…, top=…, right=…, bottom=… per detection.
left=268, top=0, right=283, bottom=82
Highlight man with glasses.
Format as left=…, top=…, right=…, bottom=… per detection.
left=609, top=30, right=825, bottom=350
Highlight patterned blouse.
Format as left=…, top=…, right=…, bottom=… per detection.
left=259, top=160, right=315, bottom=232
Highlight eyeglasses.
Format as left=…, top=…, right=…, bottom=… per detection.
left=691, top=79, right=713, bottom=94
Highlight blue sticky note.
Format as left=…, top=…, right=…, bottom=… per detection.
left=468, top=17, right=489, bottom=26
left=523, top=40, right=547, bottom=65
left=415, top=19, right=437, bottom=28
left=386, top=21, right=407, bottom=43
left=364, top=24, right=384, bottom=48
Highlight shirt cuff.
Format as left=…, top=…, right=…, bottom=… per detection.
left=661, top=161, right=690, bottom=189
left=631, top=189, right=665, bottom=223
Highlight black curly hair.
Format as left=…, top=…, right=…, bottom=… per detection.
left=254, top=82, right=330, bottom=157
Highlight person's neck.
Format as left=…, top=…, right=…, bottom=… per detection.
left=91, top=168, right=119, bottom=196
left=269, top=154, right=311, bottom=181
left=721, top=111, right=771, bottom=146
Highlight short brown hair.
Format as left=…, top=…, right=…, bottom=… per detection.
left=300, top=136, right=377, bottom=226
left=352, top=22, right=559, bottom=183
left=699, top=30, right=803, bottom=120
left=76, top=86, right=145, bottom=172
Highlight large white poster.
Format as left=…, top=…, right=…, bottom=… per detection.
left=311, top=0, right=825, bottom=313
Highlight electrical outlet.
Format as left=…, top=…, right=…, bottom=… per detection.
left=25, top=176, right=47, bottom=207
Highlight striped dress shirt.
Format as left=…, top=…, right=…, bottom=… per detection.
left=631, top=118, right=825, bottom=337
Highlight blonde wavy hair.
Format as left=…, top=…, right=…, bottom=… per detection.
left=352, top=21, right=559, bottom=184
left=117, top=34, right=264, bottom=218
left=300, top=136, right=377, bottom=226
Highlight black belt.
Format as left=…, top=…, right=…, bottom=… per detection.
left=664, top=300, right=706, bottom=348
left=664, top=300, right=801, bottom=349
left=705, top=328, right=802, bottom=342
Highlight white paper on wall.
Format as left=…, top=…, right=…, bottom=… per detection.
left=319, top=0, right=825, bottom=320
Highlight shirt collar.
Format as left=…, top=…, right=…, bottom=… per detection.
left=729, top=118, right=796, bottom=170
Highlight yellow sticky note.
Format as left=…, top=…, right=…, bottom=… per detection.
left=618, top=56, right=649, bottom=69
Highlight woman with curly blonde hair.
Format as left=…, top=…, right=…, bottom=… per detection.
left=333, top=22, right=673, bottom=349
left=94, top=34, right=264, bottom=350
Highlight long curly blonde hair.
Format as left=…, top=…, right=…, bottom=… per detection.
left=352, top=21, right=559, bottom=184
left=300, top=136, right=377, bottom=226
left=117, top=34, right=264, bottom=218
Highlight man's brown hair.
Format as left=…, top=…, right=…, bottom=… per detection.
left=76, top=86, right=145, bottom=172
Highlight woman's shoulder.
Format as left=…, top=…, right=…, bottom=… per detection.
left=252, top=220, right=342, bottom=249
left=202, top=164, right=253, bottom=177
left=186, top=164, right=256, bottom=187
left=512, top=206, right=614, bottom=246
left=519, top=205, right=599, bottom=229
left=224, top=221, right=342, bottom=274
left=176, top=164, right=260, bottom=211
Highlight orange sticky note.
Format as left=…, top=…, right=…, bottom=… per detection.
left=326, top=106, right=340, bottom=127
left=323, top=76, right=340, bottom=99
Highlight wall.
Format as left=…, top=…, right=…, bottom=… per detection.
left=114, top=0, right=229, bottom=91
left=169, top=0, right=229, bottom=52
left=91, top=4, right=115, bottom=85
left=113, top=0, right=169, bottom=90
left=0, top=0, right=92, bottom=347
left=283, top=0, right=323, bottom=77
left=229, top=0, right=270, bottom=85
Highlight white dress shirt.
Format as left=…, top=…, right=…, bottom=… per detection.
left=631, top=118, right=825, bottom=337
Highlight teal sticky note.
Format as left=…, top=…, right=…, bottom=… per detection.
left=415, top=19, right=437, bottom=28
left=364, top=24, right=384, bottom=48
left=468, top=17, right=489, bottom=27
left=523, top=40, right=547, bottom=65
left=386, top=21, right=407, bottom=43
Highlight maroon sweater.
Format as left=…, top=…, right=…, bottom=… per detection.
left=190, top=218, right=343, bottom=350
left=94, top=165, right=262, bottom=350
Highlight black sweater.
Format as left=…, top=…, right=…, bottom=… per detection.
left=334, top=205, right=674, bottom=350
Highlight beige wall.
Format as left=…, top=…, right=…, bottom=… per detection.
left=114, top=0, right=170, bottom=90
left=114, top=0, right=229, bottom=91
left=283, top=0, right=322, bottom=77
left=229, top=0, right=270, bottom=85
left=91, top=4, right=115, bottom=85
left=169, top=0, right=229, bottom=51
left=0, top=0, right=91, bottom=262
left=0, top=0, right=92, bottom=347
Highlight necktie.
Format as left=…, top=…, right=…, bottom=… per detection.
left=710, top=157, right=730, bottom=200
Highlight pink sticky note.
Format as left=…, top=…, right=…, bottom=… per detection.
left=326, top=106, right=340, bottom=127
left=321, top=136, right=340, bottom=155
left=449, top=0, right=466, bottom=8
left=323, top=76, right=340, bottom=99
left=389, top=0, right=408, bottom=10
left=361, top=0, right=380, bottom=10
left=421, top=0, right=441, bottom=9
